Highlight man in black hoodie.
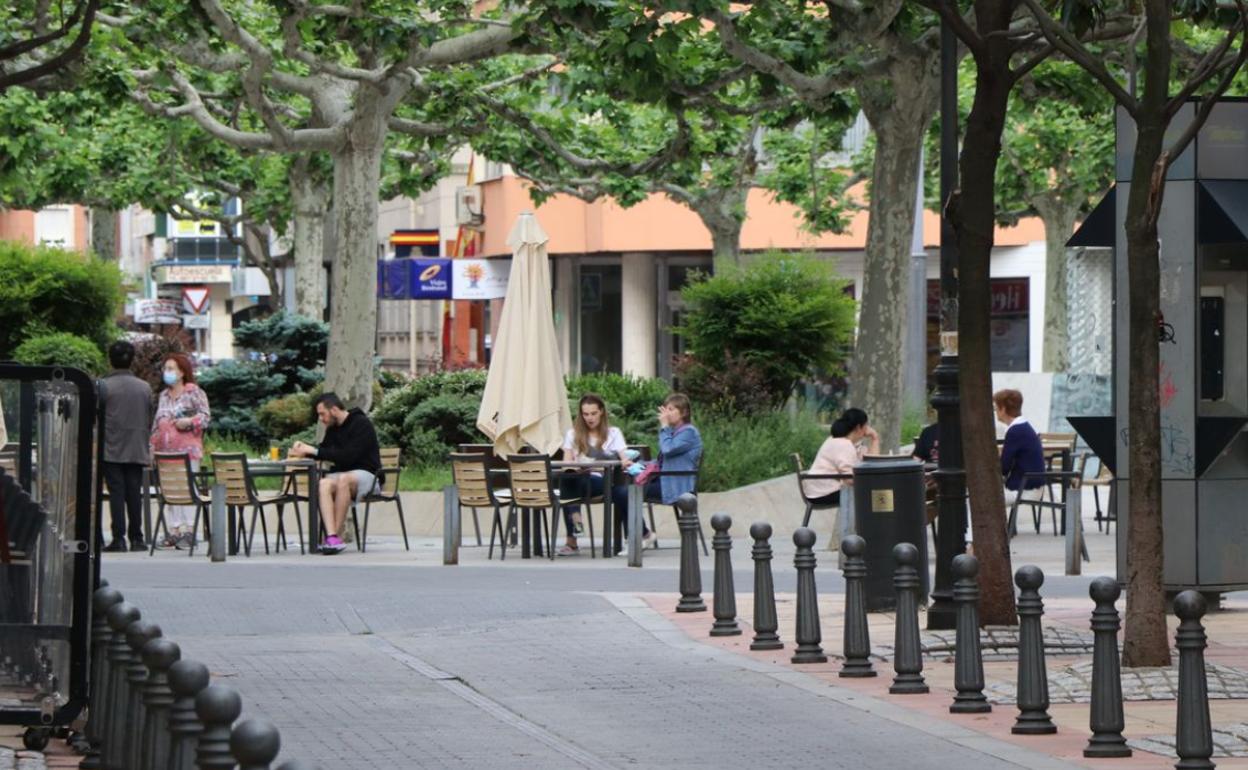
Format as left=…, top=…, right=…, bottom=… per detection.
left=290, top=392, right=381, bottom=554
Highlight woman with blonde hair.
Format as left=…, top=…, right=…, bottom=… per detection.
left=558, top=393, right=630, bottom=555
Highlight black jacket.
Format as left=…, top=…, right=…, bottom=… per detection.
left=317, top=408, right=382, bottom=476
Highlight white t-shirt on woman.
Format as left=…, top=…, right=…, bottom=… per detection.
left=563, top=426, right=627, bottom=475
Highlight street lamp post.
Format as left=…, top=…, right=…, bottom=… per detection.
left=927, top=18, right=966, bottom=631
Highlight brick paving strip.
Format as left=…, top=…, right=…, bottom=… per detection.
left=636, top=592, right=1248, bottom=768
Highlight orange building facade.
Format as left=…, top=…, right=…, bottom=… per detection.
left=468, top=171, right=1052, bottom=380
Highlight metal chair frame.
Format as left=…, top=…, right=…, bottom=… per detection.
left=505, top=454, right=585, bottom=561
left=451, top=452, right=512, bottom=559
left=150, top=452, right=211, bottom=557
left=351, top=448, right=409, bottom=552
left=211, top=453, right=303, bottom=556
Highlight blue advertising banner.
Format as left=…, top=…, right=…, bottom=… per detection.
left=410, top=258, right=452, bottom=299
left=378, top=259, right=412, bottom=300
left=377, top=257, right=453, bottom=300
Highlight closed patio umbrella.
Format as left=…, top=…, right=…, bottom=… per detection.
left=476, top=213, right=571, bottom=456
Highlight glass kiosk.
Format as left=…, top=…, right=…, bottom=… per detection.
left=1069, top=100, right=1248, bottom=595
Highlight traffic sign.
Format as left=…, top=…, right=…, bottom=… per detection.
left=182, top=286, right=210, bottom=314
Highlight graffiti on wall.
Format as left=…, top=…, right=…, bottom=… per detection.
left=1049, top=372, right=1112, bottom=433
left=1118, top=420, right=1195, bottom=476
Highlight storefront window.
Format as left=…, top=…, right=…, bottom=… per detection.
left=578, top=264, right=621, bottom=373
left=926, top=277, right=1030, bottom=373
left=658, top=260, right=712, bottom=380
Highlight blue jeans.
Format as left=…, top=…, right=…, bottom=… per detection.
left=611, top=478, right=660, bottom=536
left=559, top=473, right=604, bottom=532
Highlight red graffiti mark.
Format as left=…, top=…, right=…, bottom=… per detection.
left=1159, top=363, right=1178, bottom=408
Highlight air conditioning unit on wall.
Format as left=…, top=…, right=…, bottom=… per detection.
left=455, top=185, right=484, bottom=227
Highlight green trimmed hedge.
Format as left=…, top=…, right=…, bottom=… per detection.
left=13, top=331, right=106, bottom=374
left=0, top=240, right=123, bottom=358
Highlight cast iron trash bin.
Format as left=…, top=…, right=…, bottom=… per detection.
left=852, top=456, right=929, bottom=612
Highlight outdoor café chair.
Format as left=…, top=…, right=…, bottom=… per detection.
left=506, top=453, right=586, bottom=560
left=212, top=453, right=302, bottom=556
left=791, top=452, right=845, bottom=530
left=458, top=443, right=509, bottom=545
left=150, top=452, right=212, bottom=557
left=1082, top=452, right=1116, bottom=533
left=451, top=452, right=512, bottom=559
left=350, top=447, right=409, bottom=552
left=1036, top=432, right=1077, bottom=524
left=1007, top=469, right=1079, bottom=540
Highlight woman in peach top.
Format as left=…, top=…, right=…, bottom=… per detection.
left=802, top=408, right=880, bottom=505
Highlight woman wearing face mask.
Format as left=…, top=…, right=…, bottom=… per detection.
left=150, top=353, right=211, bottom=549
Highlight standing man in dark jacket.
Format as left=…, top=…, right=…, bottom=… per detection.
left=290, top=392, right=381, bottom=554
left=100, top=340, right=154, bottom=552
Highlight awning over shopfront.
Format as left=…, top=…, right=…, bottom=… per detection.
left=1066, top=186, right=1116, bottom=248
left=1069, top=181, right=1248, bottom=249
left=1198, top=180, right=1248, bottom=244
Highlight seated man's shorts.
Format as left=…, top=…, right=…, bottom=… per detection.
left=324, top=470, right=379, bottom=503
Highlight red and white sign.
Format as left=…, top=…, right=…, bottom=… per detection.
left=926, top=278, right=1029, bottom=318
left=182, top=286, right=210, bottom=314
left=133, top=299, right=182, bottom=325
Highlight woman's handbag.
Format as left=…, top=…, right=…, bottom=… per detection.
left=633, top=460, right=660, bottom=486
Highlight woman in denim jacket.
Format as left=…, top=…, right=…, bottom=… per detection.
left=613, top=392, right=702, bottom=549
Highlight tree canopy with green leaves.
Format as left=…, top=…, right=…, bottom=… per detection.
left=102, top=0, right=544, bottom=410
left=0, top=0, right=98, bottom=91
left=997, top=61, right=1115, bottom=373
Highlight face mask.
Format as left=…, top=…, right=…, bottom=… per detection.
left=162, top=371, right=179, bottom=386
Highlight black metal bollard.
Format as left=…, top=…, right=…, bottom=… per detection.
left=1174, top=591, right=1214, bottom=770
left=839, top=535, right=875, bottom=678
left=196, top=683, right=244, bottom=770
left=890, top=542, right=929, bottom=694
left=168, top=660, right=212, bottom=770
left=140, top=638, right=181, bottom=770
left=950, top=554, right=990, bottom=713
left=675, top=494, right=706, bottom=613
left=1013, top=565, right=1056, bottom=735
left=101, top=602, right=141, bottom=770
left=709, top=513, right=741, bottom=636
left=80, top=586, right=122, bottom=770
left=1084, top=577, right=1131, bottom=758
left=791, top=527, right=827, bottom=664
left=749, top=522, right=782, bottom=651
left=231, top=719, right=281, bottom=770
left=124, top=620, right=163, bottom=770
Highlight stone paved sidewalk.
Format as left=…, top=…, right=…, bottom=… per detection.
left=0, top=743, right=46, bottom=770
left=649, top=591, right=1248, bottom=767
left=1131, top=723, right=1248, bottom=758
left=987, top=660, right=1248, bottom=705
